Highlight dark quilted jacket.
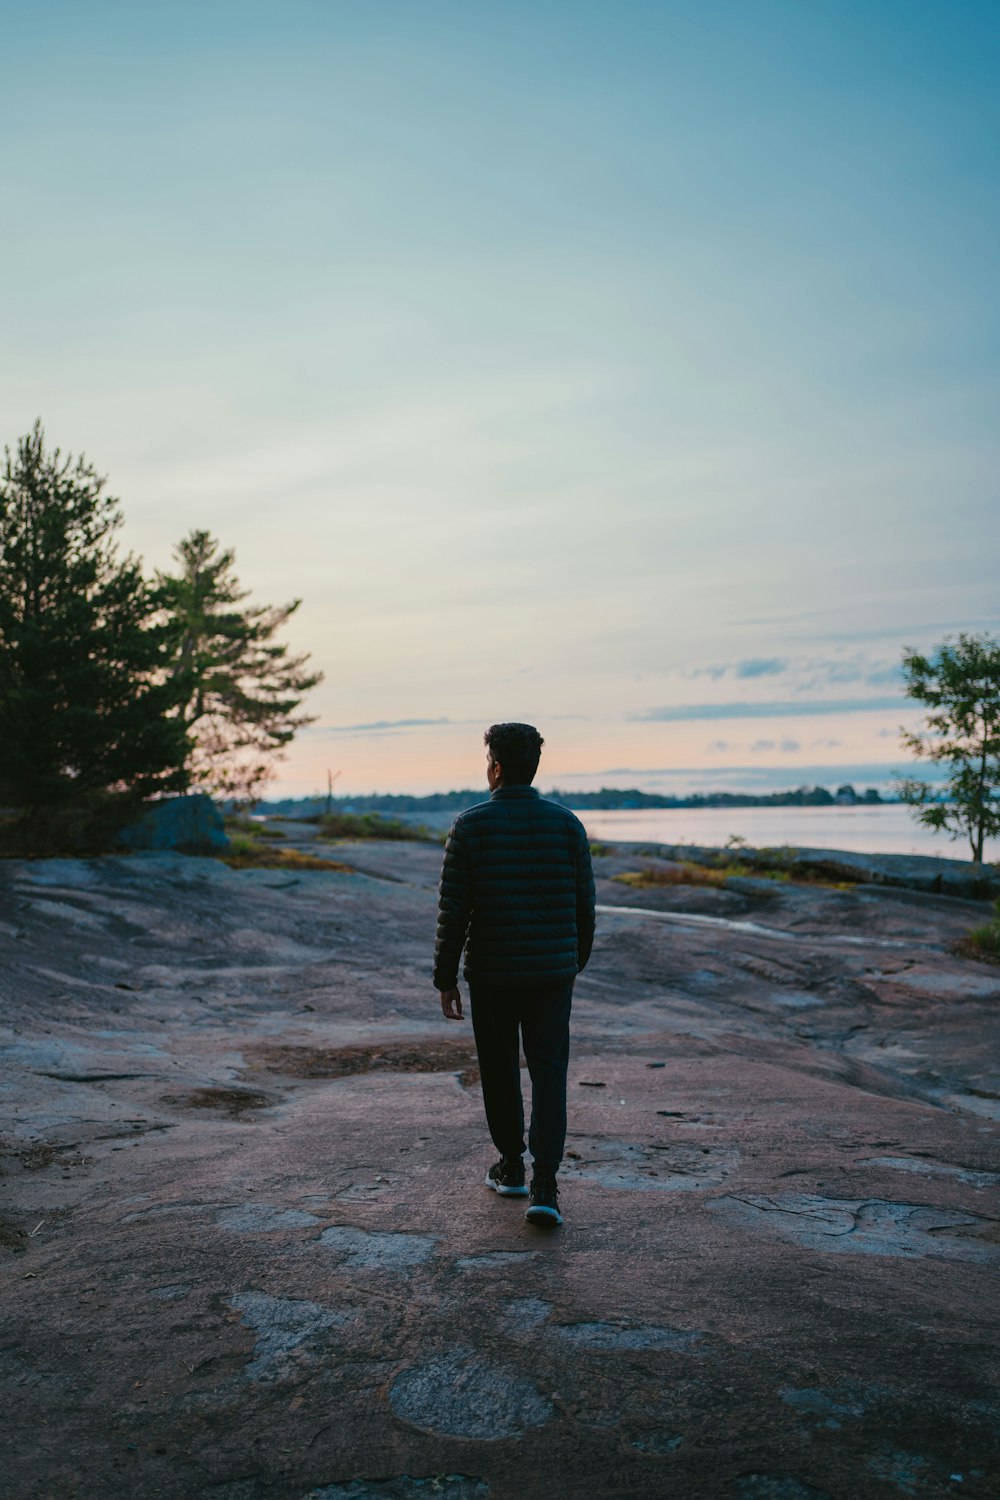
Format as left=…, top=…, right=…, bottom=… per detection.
left=432, top=785, right=596, bottom=990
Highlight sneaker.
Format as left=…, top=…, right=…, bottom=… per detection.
left=525, top=1171, right=563, bottom=1226
left=484, top=1155, right=528, bottom=1196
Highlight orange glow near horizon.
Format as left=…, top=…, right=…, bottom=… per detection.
left=269, top=707, right=927, bottom=800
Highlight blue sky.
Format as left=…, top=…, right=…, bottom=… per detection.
left=2, top=1, right=997, bottom=794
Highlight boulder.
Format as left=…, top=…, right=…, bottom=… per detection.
left=116, top=793, right=230, bottom=854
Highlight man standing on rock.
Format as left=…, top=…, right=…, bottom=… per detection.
left=433, top=723, right=596, bottom=1228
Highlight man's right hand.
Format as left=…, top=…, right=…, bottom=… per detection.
left=439, top=987, right=464, bottom=1020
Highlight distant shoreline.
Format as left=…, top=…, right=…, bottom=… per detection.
left=245, top=784, right=899, bottom=818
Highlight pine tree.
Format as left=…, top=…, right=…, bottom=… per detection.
left=0, top=422, right=190, bottom=809
left=155, top=529, right=323, bottom=804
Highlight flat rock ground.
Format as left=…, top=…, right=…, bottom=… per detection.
left=1, top=826, right=998, bottom=1500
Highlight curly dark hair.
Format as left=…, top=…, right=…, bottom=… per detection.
left=483, top=722, right=545, bottom=785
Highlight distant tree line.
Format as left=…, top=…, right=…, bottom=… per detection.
left=548, top=784, right=885, bottom=810
left=248, top=783, right=887, bottom=818
left=0, top=422, right=321, bottom=835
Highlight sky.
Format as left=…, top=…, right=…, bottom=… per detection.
left=2, top=0, right=997, bottom=797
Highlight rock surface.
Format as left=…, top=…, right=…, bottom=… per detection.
left=0, top=829, right=998, bottom=1498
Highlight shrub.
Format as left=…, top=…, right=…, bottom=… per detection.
left=223, top=814, right=286, bottom=840
left=0, top=791, right=144, bottom=857
left=611, top=858, right=848, bottom=891
left=956, top=898, right=1000, bottom=964
left=315, top=811, right=435, bottom=842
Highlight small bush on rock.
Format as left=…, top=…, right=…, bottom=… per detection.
left=315, top=811, right=434, bottom=842
left=956, top=899, right=1000, bottom=964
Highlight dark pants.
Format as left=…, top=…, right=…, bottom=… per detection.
left=468, top=974, right=574, bottom=1175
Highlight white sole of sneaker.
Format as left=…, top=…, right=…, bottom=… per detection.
left=525, top=1204, right=563, bottom=1225
left=483, top=1169, right=528, bottom=1197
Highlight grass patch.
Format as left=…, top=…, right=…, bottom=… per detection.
left=615, top=862, right=747, bottom=890
left=589, top=841, right=616, bottom=858
left=314, top=811, right=436, bottom=842
left=612, top=857, right=854, bottom=890
left=954, top=899, right=1000, bottom=965
left=221, top=836, right=354, bottom=873
left=224, top=814, right=286, bottom=840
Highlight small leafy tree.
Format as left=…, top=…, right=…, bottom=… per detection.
left=0, top=422, right=190, bottom=810
left=895, top=632, right=1000, bottom=864
left=156, top=528, right=323, bottom=805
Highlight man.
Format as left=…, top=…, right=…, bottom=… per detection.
left=433, top=722, right=596, bottom=1228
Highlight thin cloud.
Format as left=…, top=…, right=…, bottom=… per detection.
left=747, top=736, right=802, bottom=753
left=320, top=717, right=457, bottom=734
left=729, top=612, right=1000, bottom=638
left=689, top=657, right=788, bottom=681
left=796, top=656, right=904, bottom=689
left=548, top=762, right=944, bottom=788
left=688, top=654, right=904, bottom=696
left=312, top=712, right=595, bottom=736
left=736, top=657, right=788, bottom=678
left=804, top=661, right=868, bottom=686
left=632, top=697, right=910, bottom=723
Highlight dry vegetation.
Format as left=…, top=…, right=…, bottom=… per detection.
left=313, top=811, right=439, bottom=842
left=954, top=899, right=1000, bottom=965
left=613, top=856, right=857, bottom=891
left=614, top=862, right=739, bottom=890
left=221, top=835, right=355, bottom=873
left=246, top=1039, right=481, bottom=1088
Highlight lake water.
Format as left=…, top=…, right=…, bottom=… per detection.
left=580, top=803, right=995, bottom=863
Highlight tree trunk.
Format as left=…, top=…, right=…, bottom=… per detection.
left=974, top=732, right=987, bottom=865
